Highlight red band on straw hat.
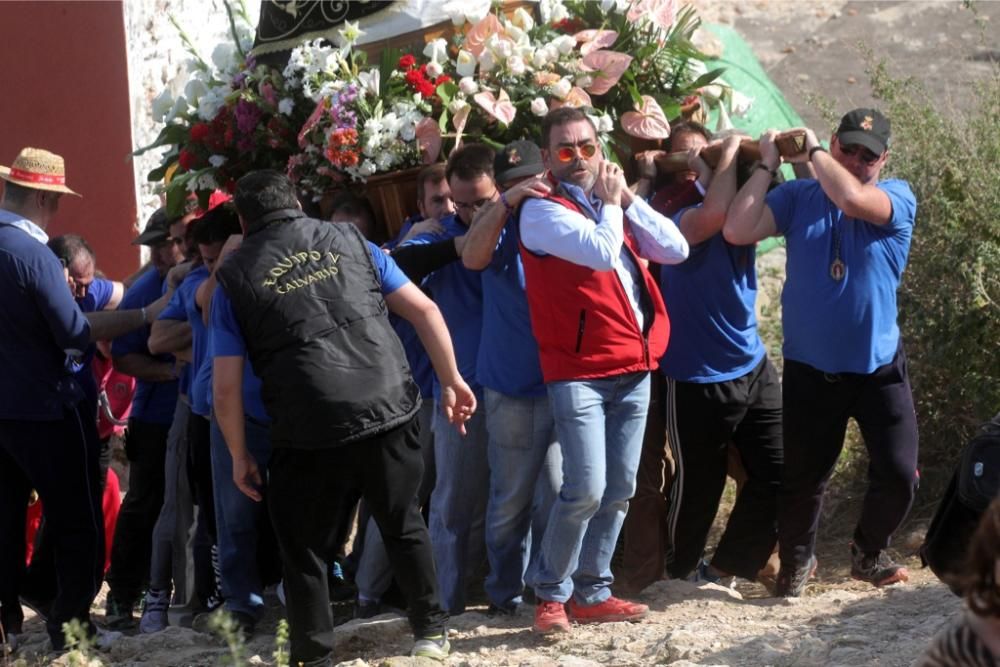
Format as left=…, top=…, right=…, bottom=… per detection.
left=9, top=167, right=67, bottom=186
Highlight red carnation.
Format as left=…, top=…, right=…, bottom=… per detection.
left=189, top=123, right=211, bottom=143
left=434, top=74, right=452, bottom=87
left=178, top=149, right=198, bottom=171
left=398, top=54, right=416, bottom=69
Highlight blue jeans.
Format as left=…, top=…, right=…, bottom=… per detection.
left=428, top=401, right=489, bottom=614
left=484, top=389, right=561, bottom=610
left=355, top=402, right=435, bottom=602
left=210, top=416, right=272, bottom=618
left=532, top=372, right=650, bottom=604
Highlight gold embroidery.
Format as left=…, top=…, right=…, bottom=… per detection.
left=261, top=249, right=343, bottom=293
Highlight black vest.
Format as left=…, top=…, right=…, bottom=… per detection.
left=216, top=212, right=420, bottom=448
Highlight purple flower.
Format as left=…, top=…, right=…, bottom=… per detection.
left=235, top=99, right=263, bottom=135
left=232, top=72, right=248, bottom=88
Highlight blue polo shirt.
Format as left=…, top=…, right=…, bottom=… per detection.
left=210, top=242, right=408, bottom=423
left=158, top=266, right=210, bottom=415
left=659, top=205, right=766, bottom=383
left=74, top=276, right=117, bottom=408
left=0, top=214, right=91, bottom=420
left=111, top=268, right=179, bottom=424
left=476, top=217, right=545, bottom=397
left=766, top=178, right=916, bottom=374
left=400, top=214, right=483, bottom=400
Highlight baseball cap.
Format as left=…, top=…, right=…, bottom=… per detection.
left=836, top=108, right=891, bottom=155
left=494, top=140, right=544, bottom=185
left=132, top=208, right=174, bottom=246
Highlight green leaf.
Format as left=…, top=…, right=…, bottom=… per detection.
left=132, top=123, right=190, bottom=157
left=688, top=66, right=727, bottom=91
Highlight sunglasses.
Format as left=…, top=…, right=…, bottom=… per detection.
left=555, top=143, right=599, bottom=163
left=839, top=144, right=882, bottom=165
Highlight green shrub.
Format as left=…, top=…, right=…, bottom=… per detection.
left=865, top=53, right=1000, bottom=486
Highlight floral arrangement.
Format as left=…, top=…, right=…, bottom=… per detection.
left=136, top=0, right=747, bottom=216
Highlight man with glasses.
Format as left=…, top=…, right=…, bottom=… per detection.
left=397, top=144, right=494, bottom=614
left=519, top=108, right=688, bottom=634
left=724, top=109, right=918, bottom=597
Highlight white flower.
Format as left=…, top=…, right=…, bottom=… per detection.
left=165, top=94, right=189, bottom=123
left=423, top=38, right=448, bottom=63
left=151, top=89, right=174, bottom=123
left=532, top=49, right=550, bottom=69
left=187, top=171, right=218, bottom=193
left=375, top=152, right=394, bottom=171
left=730, top=90, right=754, bottom=117
left=400, top=122, right=416, bottom=142
left=196, top=88, right=227, bottom=121
left=530, top=97, right=549, bottom=116
left=358, top=159, right=376, bottom=177
left=448, top=7, right=466, bottom=26
left=575, top=74, right=593, bottom=89
left=550, top=78, right=572, bottom=99
left=459, top=76, right=479, bottom=95
left=494, top=38, right=514, bottom=59
left=464, top=5, right=488, bottom=24
left=511, top=7, right=535, bottom=31
left=335, top=20, right=365, bottom=47
left=505, top=24, right=529, bottom=46
left=598, top=115, right=614, bottom=132
left=211, top=43, right=239, bottom=73
left=479, top=49, right=497, bottom=73
left=208, top=155, right=227, bottom=168
left=426, top=60, right=444, bottom=78
left=600, top=0, right=616, bottom=11
left=550, top=2, right=569, bottom=22
left=449, top=99, right=470, bottom=114
left=456, top=50, right=477, bottom=78
left=553, top=35, right=576, bottom=55
left=184, top=79, right=209, bottom=106
left=278, top=98, right=295, bottom=115
left=507, top=56, right=526, bottom=76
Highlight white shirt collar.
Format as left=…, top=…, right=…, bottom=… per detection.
left=0, top=208, right=49, bottom=244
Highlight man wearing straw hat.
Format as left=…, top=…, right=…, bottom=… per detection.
left=0, top=147, right=161, bottom=652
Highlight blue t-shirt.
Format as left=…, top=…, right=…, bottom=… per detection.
left=400, top=214, right=483, bottom=400
left=210, top=242, right=408, bottom=423
left=74, top=276, right=118, bottom=409
left=659, top=204, right=766, bottom=383
left=476, top=217, right=546, bottom=397
left=766, top=178, right=916, bottom=373
left=111, top=268, right=179, bottom=424
left=0, top=218, right=90, bottom=420
left=158, top=266, right=210, bottom=414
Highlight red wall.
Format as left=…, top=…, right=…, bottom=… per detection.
left=0, top=1, right=139, bottom=278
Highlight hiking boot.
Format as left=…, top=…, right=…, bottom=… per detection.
left=411, top=632, right=450, bottom=660
left=486, top=603, right=518, bottom=618
left=19, top=593, right=53, bottom=621
left=354, top=599, right=382, bottom=619
left=533, top=600, right=570, bottom=634
left=849, top=542, right=909, bottom=587
left=138, top=588, right=170, bottom=634
left=567, top=596, right=648, bottom=624
left=103, top=595, right=137, bottom=630
left=774, top=555, right=818, bottom=598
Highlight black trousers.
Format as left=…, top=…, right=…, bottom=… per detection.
left=665, top=356, right=784, bottom=581
left=187, top=413, right=218, bottom=604
left=105, top=417, right=170, bottom=604
left=778, top=346, right=919, bottom=567
left=0, top=406, right=104, bottom=646
left=268, top=416, right=446, bottom=666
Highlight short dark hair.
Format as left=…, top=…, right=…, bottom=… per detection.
left=541, top=107, right=596, bottom=150
left=667, top=121, right=712, bottom=150
left=964, top=497, right=1000, bottom=617
left=47, top=234, right=95, bottom=268
left=234, top=170, right=299, bottom=223
left=446, top=144, right=495, bottom=184
left=328, top=191, right=376, bottom=228
left=416, top=163, right=448, bottom=204
left=191, top=203, right=241, bottom=246
left=1, top=180, right=32, bottom=206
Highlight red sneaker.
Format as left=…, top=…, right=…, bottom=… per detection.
left=567, top=596, right=648, bottom=624
left=533, top=600, right=571, bottom=634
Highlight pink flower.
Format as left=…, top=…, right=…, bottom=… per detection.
left=415, top=118, right=442, bottom=164
left=627, top=0, right=676, bottom=32
left=621, top=95, right=671, bottom=140
left=298, top=99, right=330, bottom=149
left=464, top=14, right=504, bottom=57
left=473, top=89, right=516, bottom=126
left=580, top=50, right=633, bottom=95
left=259, top=81, right=278, bottom=107
left=574, top=29, right=619, bottom=56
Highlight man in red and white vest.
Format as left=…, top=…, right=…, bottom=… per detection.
left=518, top=107, right=689, bottom=634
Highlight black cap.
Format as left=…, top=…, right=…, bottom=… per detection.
left=836, top=108, right=891, bottom=155
left=494, top=140, right=544, bottom=185
left=132, top=208, right=173, bottom=246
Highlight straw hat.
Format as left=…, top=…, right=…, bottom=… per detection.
left=0, top=147, right=81, bottom=197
